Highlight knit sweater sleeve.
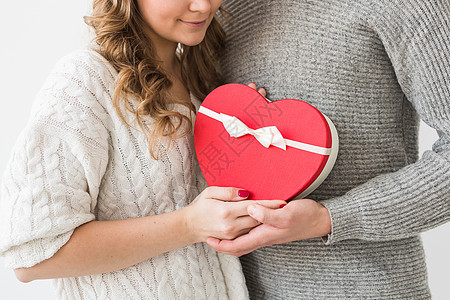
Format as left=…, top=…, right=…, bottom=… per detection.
left=321, top=0, right=450, bottom=244
left=0, top=51, right=110, bottom=268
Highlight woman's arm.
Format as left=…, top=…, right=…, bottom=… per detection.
left=15, top=211, right=190, bottom=283
left=14, top=187, right=285, bottom=282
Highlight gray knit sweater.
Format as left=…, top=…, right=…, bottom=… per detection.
left=221, top=0, right=450, bottom=299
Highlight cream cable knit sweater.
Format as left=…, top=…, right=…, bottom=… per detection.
left=0, top=50, right=249, bottom=300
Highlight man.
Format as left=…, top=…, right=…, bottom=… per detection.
left=207, top=1, right=450, bottom=298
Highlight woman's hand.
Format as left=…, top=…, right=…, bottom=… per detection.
left=183, top=186, right=286, bottom=243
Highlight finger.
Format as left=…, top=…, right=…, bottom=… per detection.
left=203, top=186, right=250, bottom=201
left=207, top=225, right=274, bottom=255
left=206, top=237, right=233, bottom=254
left=225, top=199, right=282, bottom=217
left=224, top=200, right=256, bottom=217
left=235, top=226, right=254, bottom=237
left=234, top=215, right=261, bottom=230
left=247, top=82, right=257, bottom=89
left=209, top=225, right=266, bottom=253
left=213, top=217, right=258, bottom=241
left=223, top=199, right=287, bottom=219
left=257, top=88, right=266, bottom=97
left=247, top=204, right=286, bottom=226
left=206, top=237, right=254, bottom=256
left=255, top=200, right=286, bottom=209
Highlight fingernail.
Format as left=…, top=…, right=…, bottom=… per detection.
left=279, top=204, right=286, bottom=208
left=238, top=190, right=250, bottom=198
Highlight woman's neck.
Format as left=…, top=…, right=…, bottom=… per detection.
left=154, top=44, right=179, bottom=74
left=155, top=44, right=191, bottom=104
left=147, top=34, right=190, bottom=104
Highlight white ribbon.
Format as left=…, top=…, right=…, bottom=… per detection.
left=198, top=106, right=331, bottom=155
left=220, top=113, right=287, bottom=150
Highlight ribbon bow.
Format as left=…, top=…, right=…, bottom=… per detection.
left=198, top=106, right=332, bottom=155
left=219, top=113, right=287, bottom=150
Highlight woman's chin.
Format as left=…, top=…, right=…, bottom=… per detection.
left=180, top=36, right=207, bottom=47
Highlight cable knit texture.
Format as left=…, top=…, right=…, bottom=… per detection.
left=0, top=50, right=249, bottom=300
left=221, top=0, right=450, bottom=299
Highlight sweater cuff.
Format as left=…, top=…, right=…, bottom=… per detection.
left=1, top=231, right=73, bottom=269
left=320, top=194, right=364, bottom=245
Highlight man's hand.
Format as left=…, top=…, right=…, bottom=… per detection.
left=206, top=199, right=332, bottom=256
left=248, top=82, right=266, bottom=97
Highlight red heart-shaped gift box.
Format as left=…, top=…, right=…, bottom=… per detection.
left=194, top=83, right=338, bottom=200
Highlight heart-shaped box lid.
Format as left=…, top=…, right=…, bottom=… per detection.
left=194, top=83, right=338, bottom=200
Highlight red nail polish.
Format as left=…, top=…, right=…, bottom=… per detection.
left=238, top=190, right=250, bottom=198
left=280, top=204, right=286, bottom=208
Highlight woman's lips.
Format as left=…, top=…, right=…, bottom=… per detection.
left=180, top=19, right=207, bottom=28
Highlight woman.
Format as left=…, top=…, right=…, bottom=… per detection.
left=0, top=0, right=283, bottom=299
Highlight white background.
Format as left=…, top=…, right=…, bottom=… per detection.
left=0, top=1, right=449, bottom=299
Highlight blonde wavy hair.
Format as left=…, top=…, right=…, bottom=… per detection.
left=84, top=0, right=226, bottom=158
